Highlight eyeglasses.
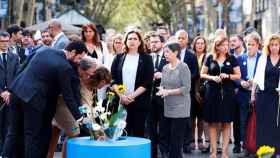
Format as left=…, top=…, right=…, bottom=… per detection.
left=0, top=40, right=9, bottom=43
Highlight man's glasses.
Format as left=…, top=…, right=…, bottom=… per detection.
left=0, top=40, right=9, bottom=43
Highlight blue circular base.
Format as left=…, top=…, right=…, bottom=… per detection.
left=67, top=136, right=151, bottom=158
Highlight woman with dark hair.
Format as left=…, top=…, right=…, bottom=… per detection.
left=81, top=24, right=110, bottom=68
left=157, top=42, right=191, bottom=158
left=111, top=29, right=154, bottom=137
left=200, top=36, right=241, bottom=158
left=191, top=36, right=210, bottom=152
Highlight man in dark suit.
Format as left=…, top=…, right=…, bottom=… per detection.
left=2, top=41, right=87, bottom=158
left=6, top=25, right=23, bottom=63
left=0, top=31, right=20, bottom=154
left=16, top=30, right=35, bottom=64
left=148, top=33, right=168, bottom=158
left=229, top=34, right=245, bottom=153
left=176, top=30, right=199, bottom=153
left=48, top=20, right=69, bottom=50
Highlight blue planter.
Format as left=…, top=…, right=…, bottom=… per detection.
left=67, top=136, right=151, bottom=158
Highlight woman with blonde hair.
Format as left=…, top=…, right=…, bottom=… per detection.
left=200, top=36, right=241, bottom=158
left=112, top=34, right=123, bottom=55
left=252, top=34, right=280, bottom=155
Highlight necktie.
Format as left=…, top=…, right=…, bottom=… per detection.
left=2, top=53, right=7, bottom=88
left=155, top=54, right=160, bottom=70
left=2, top=53, right=7, bottom=70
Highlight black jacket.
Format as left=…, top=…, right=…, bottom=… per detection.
left=0, top=51, right=19, bottom=93
left=9, top=46, right=82, bottom=120
left=111, top=53, right=154, bottom=110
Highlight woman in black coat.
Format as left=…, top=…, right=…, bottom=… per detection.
left=111, top=29, right=154, bottom=137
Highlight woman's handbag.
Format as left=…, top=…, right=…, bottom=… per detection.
left=244, top=102, right=257, bottom=154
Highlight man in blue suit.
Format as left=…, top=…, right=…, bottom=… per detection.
left=0, top=31, right=20, bottom=154
left=235, top=35, right=261, bottom=154
left=48, top=20, right=69, bottom=50
left=2, top=41, right=87, bottom=158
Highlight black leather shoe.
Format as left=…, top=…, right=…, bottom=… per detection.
left=183, top=146, right=192, bottom=153
left=233, top=145, right=241, bottom=153
left=201, top=146, right=210, bottom=154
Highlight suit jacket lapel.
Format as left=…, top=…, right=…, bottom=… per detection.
left=183, top=49, right=189, bottom=63
left=6, top=53, right=14, bottom=74
left=135, top=54, right=143, bottom=88
left=118, top=54, right=126, bottom=83
left=253, top=53, right=261, bottom=76
left=243, top=55, right=248, bottom=80
left=0, top=54, right=5, bottom=70
left=158, top=55, right=167, bottom=71
left=53, top=35, right=63, bottom=47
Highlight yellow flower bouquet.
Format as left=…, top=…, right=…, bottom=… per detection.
left=79, top=84, right=127, bottom=141
left=257, top=145, right=275, bottom=158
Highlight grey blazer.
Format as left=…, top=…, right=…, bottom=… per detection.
left=161, top=62, right=191, bottom=118
left=52, top=33, right=69, bottom=50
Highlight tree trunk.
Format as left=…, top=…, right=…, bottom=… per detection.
left=24, top=0, right=36, bottom=26
left=190, top=0, right=197, bottom=36
left=249, top=0, right=256, bottom=27
left=204, top=0, right=217, bottom=36
left=271, top=0, right=279, bottom=33
left=221, top=0, right=230, bottom=35
left=15, top=0, right=24, bottom=25
left=43, top=0, right=52, bottom=21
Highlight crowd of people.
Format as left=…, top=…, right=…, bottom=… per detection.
left=0, top=20, right=279, bottom=158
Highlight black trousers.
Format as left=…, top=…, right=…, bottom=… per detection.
left=160, top=117, right=189, bottom=158
left=148, top=96, right=164, bottom=158
left=233, top=95, right=241, bottom=146
left=183, top=96, right=194, bottom=149
left=0, top=105, right=10, bottom=154
left=2, top=97, right=55, bottom=158
left=125, top=102, right=147, bottom=137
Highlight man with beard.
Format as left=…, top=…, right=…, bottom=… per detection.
left=229, top=35, right=245, bottom=58
left=2, top=41, right=86, bottom=158
left=148, top=33, right=168, bottom=158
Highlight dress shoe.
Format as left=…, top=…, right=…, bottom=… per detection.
left=233, top=145, right=241, bottom=153
left=183, top=146, right=192, bottom=153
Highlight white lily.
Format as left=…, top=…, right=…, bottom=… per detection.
left=100, top=113, right=108, bottom=121
left=92, top=123, right=101, bottom=131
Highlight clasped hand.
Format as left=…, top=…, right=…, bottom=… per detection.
left=156, top=87, right=169, bottom=97
left=211, top=73, right=229, bottom=83
left=0, top=91, right=11, bottom=105
left=120, top=94, right=134, bottom=105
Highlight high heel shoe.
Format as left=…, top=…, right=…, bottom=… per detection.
left=209, top=154, right=217, bottom=158
left=221, top=153, right=229, bottom=158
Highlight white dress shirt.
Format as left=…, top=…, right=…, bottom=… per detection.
left=180, top=48, right=186, bottom=62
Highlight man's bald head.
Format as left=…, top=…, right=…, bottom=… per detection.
left=175, top=30, right=188, bottom=49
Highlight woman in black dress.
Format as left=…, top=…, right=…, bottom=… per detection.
left=191, top=36, right=209, bottom=152
left=252, top=34, right=280, bottom=155
left=201, top=36, right=241, bottom=158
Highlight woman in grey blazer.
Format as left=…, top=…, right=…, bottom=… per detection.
left=157, top=42, right=191, bottom=158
